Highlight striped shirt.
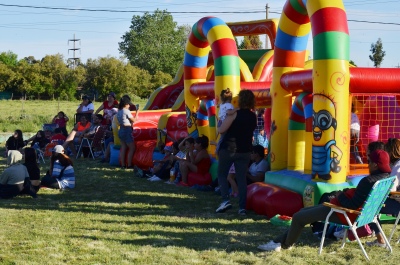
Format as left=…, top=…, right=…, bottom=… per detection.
left=52, top=160, right=75, bottom=189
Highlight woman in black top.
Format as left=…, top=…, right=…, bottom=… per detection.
left=25, top=130, right=49, bottom=149
left=5, top=129, right=25, bottom=155
left=215, top=90, right=257, bottom=215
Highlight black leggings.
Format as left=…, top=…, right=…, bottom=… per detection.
left=41, top=176, right=60, bottom=189
left=0, top=184, right=20, bottom=199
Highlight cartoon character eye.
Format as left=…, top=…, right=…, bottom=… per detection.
left=314, top=110, right=332, bottom=130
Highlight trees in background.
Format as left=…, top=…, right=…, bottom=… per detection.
left=369, top=38, right=386, bottom=68
left=119, top=9, right=187, bottom=77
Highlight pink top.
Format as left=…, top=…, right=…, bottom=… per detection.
left=54, top=117, right=67, bottom=128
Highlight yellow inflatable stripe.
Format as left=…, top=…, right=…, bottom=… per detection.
left=306, top=0, right=345, bottom=17
left=207, top=25, right=234, bottom=45
left=279, top=12, right=311, bottom=37
left=186, top=41, right=211, bottom=57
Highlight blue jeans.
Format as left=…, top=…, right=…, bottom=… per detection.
left=369, top=197, right=400, bottom=234
left=217, top=148, right=251, bottom=210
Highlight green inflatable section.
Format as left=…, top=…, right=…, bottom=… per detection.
left=238, top=49, right=271, bottom=72
left=264, top=170, right=354, bottom=206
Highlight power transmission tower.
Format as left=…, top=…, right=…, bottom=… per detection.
left=265, top=3, right=269, bottom=49
left=68, top=34, right=81, bottom=69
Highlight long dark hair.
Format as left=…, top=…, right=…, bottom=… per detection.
left=24, top=147, right=40, bottom=169
left=15, top=129, right=23, bottom=140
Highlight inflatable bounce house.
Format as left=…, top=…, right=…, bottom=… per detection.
left=111, top=0, right=400, bottom=218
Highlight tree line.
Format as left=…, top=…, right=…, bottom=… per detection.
left=2, top=8, right=383, bottom=101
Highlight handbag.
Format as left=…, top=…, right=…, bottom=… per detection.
left=347, top=224, right=372, bottom=241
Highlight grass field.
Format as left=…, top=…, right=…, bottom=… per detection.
left=0, top=98, right=146, bottom=134
left=0, top=101, right=399, bottom=264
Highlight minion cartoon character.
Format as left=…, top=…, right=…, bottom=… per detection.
left=311, top=94, right=343, bottom=180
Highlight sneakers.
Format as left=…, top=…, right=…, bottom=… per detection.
left=334, top=228, right=346, bottom=239
left=215, top=200, right=232, bottom=213
left=238, top=209, right=247, bottom=216
left=257, top=240, right=282, bottom=252
left=366, top=240, right=386, bottom=248
left=148, top=175, right=162, bottom=182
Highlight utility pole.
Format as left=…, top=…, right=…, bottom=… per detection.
left=265, top=3, right=269, bottom=49
left=68, top=34, right=81, bottom=69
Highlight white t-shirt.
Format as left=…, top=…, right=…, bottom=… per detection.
left=390, top=159, right=400, bottom=191
left=117, top=108, right=133, bottom=126
left=219, top=102, right=234, bottom=121
left=78, top=103, right=94, bottom=112
left=350, top=113, right=360, bottom=131
left=248, top=159, right=269, bottom=177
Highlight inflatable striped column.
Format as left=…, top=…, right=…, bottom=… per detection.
left=272, top=0, right=350, bottom=183
left=271, top=1, right=310, bottom=170
left=184, top=17, right=241, bottom=139
left=309, top=1, right=349, bottom=183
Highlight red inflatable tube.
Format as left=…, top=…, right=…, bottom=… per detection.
left=281, top=68, right=400, bottom=94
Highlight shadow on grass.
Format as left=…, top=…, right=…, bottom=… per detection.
left=0, top=152, right=342, bottom=253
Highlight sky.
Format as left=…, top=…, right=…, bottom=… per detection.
left=0, top=0, right=400, bottom=68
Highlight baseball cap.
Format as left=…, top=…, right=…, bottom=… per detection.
left=108, top=92, right=116, bottom=99
left=164, top=145, right=173, bottom=153
left=368, top=149, right=391, bottom=173
left=52, top=145, right=65, bottom=154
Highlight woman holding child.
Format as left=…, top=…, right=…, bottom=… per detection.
left=215, top=90, right=257, bottom=215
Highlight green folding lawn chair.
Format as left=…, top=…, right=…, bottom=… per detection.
left=319, top=176, right=395, bottom=261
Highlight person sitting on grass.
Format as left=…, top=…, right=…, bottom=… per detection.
left=23, top=147, right=41, bottom=193
left=0, top=150, right=30, bottom=199
left=257, top=148, right=392, bottom=252
left=177, top=135, right=211, bottom=187
left=147, top=145, right=175, bottom=182
left=24, top=130, right=50, bottom=151
left=41, top=145, right=75, bottom=190
left=5, top=129, right=25, bottom=156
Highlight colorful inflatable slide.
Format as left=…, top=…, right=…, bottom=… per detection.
left=112, top=0, right=400, bottom=216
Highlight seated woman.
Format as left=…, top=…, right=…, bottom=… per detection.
left=246, top=144, right=270, bottom=184
left=62, top=115, right=91, bottom=156
left=24, top=130, right=50, bottom=151
left=178, top=135, right=211, bottom=186
left=76, top=95, right=94, bottom=114
left=147, top=145, right=174, bottom=182
left=23, top=148, right=41, bottom=192
left=41, top=145, right=75, bottom=190
left=52, top=111, right=69, bottom=137
left=0, top=150, right=29, bottom=199
left=5, top=129, right=25, bottom=156
left=94, top=92, right=118, bottom=125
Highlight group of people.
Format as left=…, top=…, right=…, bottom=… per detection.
left=0, top=145, right=75, bottom=199
left=5, top=89, right=398, bottom=254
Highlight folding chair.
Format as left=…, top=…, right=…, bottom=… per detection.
left=388, top=191, right=400, bottom=243
left=319, top=176, right=395, bottom=261
left=76, top=126, right=107, bottom=159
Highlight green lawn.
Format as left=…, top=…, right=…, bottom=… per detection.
left=0, top=150, right=399, bottom=265
left=0, top=100, right=399, bottom=264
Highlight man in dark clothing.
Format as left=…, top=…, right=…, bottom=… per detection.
left=258, top=149, right=392, bottom=252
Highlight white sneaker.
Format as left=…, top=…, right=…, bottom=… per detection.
left=334, top=228, right=346, bottom=239
left=366, top=240, right=386, bottom=248
left=147, top=175, right=158, bottom=181
left=258, top=240, right=281, bottom=252
left=149, top=176, right=162, bottom=182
